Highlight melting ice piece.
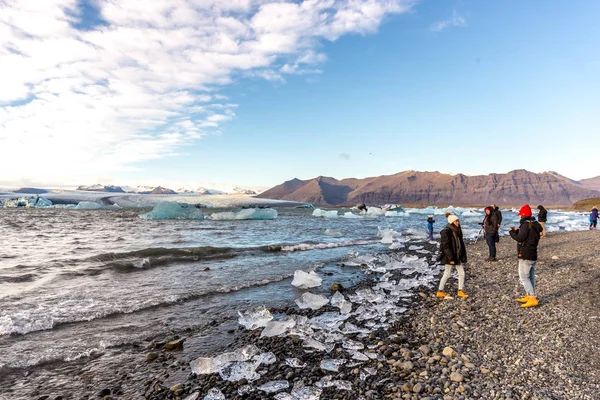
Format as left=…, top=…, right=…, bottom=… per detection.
left=219, top=361, right=261, bottom=382
left=261, top=318, right=297, bottom=338
left=324, top=228, right=342, bottom=237
left=309, top=312, right=349, bottom=331
left=238, top=385, right=255, bottom=396
left=330, top=292, right=353, bottom=314
left=258, top=380, right=289, bottom=394
left=75, top=201, right=103, bottom=210
left=302, top=338, right=327, bottom=352
left=285, top=358, right=307, bottom=368
left=139, top=202, right=204, bottom=220
left=291, top=270, right=323, bottom=289
left=203, top=388, right=225, bottom=400
left=312, top=209, right=340, bottom=218
left=256, top=352, right=277, bottom=365
left=333, top=380, right=353, bottom=391
left=238, top=306, right=273, bottom=330
left=190, top=344, right=260, bottom=374
left=341, top=323, right=370, bottom=335
left=408, top=245, right=423, bottom=251
left=351, top=351, right=369, bottom=361
left=320, top=359, right=346, bottom=372
left=389, top=242, right=404, bottom=250
left=274, top=383, right=323, bottom=400
left=210, top=208, right=277, bottom=220
left=342, top=339, right=364, bottom=351
left=295, top=292, right=329, bottom=310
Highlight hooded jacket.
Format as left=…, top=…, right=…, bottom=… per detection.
left=493, top=206, right=503, bottom=226
left=537, top=205, right=548, bottom=222
left=483, top=207, right=499, bottom=235
left=591, top=207, right=599, bottom=222
left=437, top=223, right=467, bottom=265
left=509, top=216, right=543, bottom=261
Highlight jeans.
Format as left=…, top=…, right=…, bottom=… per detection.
left=439, top=264, right=465, bottom=291
left=518, top=259, right=536, bottom=295
left=485, top=233, right=496, bottom=258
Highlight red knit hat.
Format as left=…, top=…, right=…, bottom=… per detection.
left=518, top=204, right=532, bottom=217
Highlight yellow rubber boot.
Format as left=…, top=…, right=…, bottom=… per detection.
left=457, top=290, right=469, bottom=299
left=516, top=295, right=530, bottom=303
left=436, top=291, right=449, bottom=298
left=521, top=297, right=539, bottom=308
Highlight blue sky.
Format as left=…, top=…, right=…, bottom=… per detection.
left=1, top=0, right=598, bottom=190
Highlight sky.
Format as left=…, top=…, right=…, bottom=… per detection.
left=1, top=0, right=599, bottom=190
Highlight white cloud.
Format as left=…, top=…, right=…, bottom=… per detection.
left=431, top=9, right=466, bottom=32
left=0, top=0, right=414, bottom=184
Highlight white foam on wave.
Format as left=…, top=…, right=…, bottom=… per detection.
left=281, top=240, right=377, bottom=252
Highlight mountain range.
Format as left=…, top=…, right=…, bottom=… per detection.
left=76, top=184, right=256, bottom=195
left=257, top=170, right=600, bottom=206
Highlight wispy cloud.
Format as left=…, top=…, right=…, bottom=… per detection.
left=431, top=9, right=466, bottom=32
left=339, top=153, right=351, bottom=160
left=0, top=0, right=415, bottom=184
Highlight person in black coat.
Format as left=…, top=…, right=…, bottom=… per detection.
left=509, top=204, right=543, bottom=308
left=482, top=206, right=499, bottom=261
left=491, top=204, right=502, bottom=242
left=537, top=205, right=548, bottom=237
left=436, top=215, right=468, bottom=299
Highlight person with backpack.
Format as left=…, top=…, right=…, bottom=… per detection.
left=537, top=205, right=548, bottom=237
left=590, top=206, right=598, bottom=230
left=427, top=215, right=435, bottom=240
left=436, top=215, right=468, bottom=299
left=482, top=206, right=499, bottom=261
left=509, top=204, right=543, bottom=308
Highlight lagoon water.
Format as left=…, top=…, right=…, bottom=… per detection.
left=0, top=205, right=589, bottom=396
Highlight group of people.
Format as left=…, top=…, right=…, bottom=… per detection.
left=434, top=204, right=543, bottom=308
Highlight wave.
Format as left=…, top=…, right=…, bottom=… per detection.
left=0, top=273, right=295, bottom=336
left=281, top=239, right=378, bottom=252
left=0, top=273, right=37, bottom=283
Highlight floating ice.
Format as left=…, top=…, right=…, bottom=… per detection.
left=238, top=306, right=273, bottom=330
left=258, top=380, right=289, bottom=394
left=378, top=227, right=401, bottom=244
left=203, top=388, right=225, bottom=400
left=366, top=207, right=387, bottom=216
left=320, top=358, right=346, bottom=372
left=190, top=344, right=260, bottom=375
left=324, top=228, right=342, bottom=237
left=285, top=358, right=307, bottom=368
left=75, top=201, right=102, bottom=209
left=210, top=208, right=277, bottom=220
left=140, top=202, right=204, bottom=220
left=385, top=211, right=409, bottom=217
left=312, top=209, right=339, bottom=218
left=295, top=292, right=329, bottom=310
left=291, top=270, right=322, bottom=289
left=408, top=245, right=423, bottom=250
left=261, top=318, right=296, bottom=338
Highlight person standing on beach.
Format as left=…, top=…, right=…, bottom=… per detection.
left=590, top=206, right=598, bottom=230
left=537, top=205, right=548, bottom=237
left=427, top=215, right=435, bottom=241
left=436, top=215, right=468, bottom=299
left=482, top=207, right=499, bottom=261
left=492, top=204, right=502, bottom=238
left=509, top=204, right=543, bottom=308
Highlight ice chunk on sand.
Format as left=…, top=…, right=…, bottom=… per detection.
left=302, top=338, right=327, bottom=352
left=75, top=201, right=102, bottom=209
left=256, top=352, right=277, bottom=365
left=238, top=385, right=255, bottom=396
left=312, top=209, right=339, bottom=218
left=342, top=339, right=364, bottom=351
left=190, top=344, right=260, bottom=374
left=295, top=292, right=329, bottom=310
left=203, top=388, right=225, bottom=400
left=238, top=306, right=273, bottom=330
left=324, top=228, right=342, bottom=237
left=285, top=358, right=307, bottom=368
left=209, top=208, right=277, bottom=220
left=330, top=291, right=353, bottom=314
left=258, top=380, right=289, bottom=394
left=140, top=202, right=204, bottom=220
left=408, top=245, right=423, bottom=251
left=320, top=358, right=346, bottom=372
left=261, top=318, right=296, bottom=338
left=219, top=361, right=261, bottom=382
left=274, top=383, right=322, bottom=400
left=291, top=270, right=322, bottom=289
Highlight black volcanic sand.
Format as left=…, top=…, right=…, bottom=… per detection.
left=5, top=232, right=600, bottom=400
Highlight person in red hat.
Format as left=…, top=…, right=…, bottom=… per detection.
left=509, top=204, right=543, bottom=308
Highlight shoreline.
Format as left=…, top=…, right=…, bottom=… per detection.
left=3, top=231, right=600, bottom=399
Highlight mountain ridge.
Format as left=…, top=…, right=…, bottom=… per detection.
left=257, top=170, right=600, bottom=206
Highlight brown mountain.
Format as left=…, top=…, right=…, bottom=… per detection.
left=580, top=176, right=600, bottom=191
left=257, top=170, right=600, bottom=206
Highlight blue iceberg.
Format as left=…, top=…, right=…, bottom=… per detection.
left=140, top=202, right=205, bottom=220
left=75, top=201, right=103, bottom=209
left=209, top=208, right=277, bottom=220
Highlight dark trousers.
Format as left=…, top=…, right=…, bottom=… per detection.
left=485, top=233, right=496, bottom=258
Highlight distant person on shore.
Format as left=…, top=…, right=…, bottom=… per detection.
left=537, top=205, right=548, bottom=237
left=483, top=206, right=499, bottom=261
left=509, top=204, right=543, bottom=308
left=492, top=204, right=502, bottom=242
left=436, top=215, right=468, bottom=299
left=590, top=206, right=598, bottom=230
left=357, top=203, right=368, bottom=213
left=427, top=215, right=435, bottom=240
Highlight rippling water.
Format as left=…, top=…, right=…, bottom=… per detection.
left=0, top=205, right=588, bottom=394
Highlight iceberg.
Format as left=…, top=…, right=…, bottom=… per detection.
left=312, top=209, right=339, bottom=218
left=238, top=306, right=273, bottom=330
left=291, top=270, right=322, bottom=289
left=140, top=202, right=204, bottom=220
left=295, top=292, right=329, bottom=310
left=209, top=208, right=277, bottom=220
left=75, top=201, right=103, bottom=209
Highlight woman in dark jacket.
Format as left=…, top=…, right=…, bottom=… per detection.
left=436, top=215, right=468, bottom=299
left=482, top=207, right=499, bottom=261
left=537, top=205, right=548, bottom=237
left=590, top=206, right=598, bottom=230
